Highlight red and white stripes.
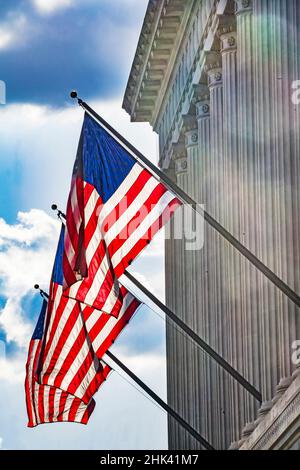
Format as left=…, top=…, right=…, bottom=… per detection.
left=38, top=284, right=112, bottom=404
left=25, top=332, right=110, bottom=428
left=63, top=163, right=180, bottom=316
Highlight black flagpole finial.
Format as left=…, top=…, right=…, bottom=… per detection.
left=70, top=90, right=83, bottom=105
left=51, top=203, right=60, bottom=219
left=34, top=284, right=49, bottom=299
left=34, top=284, right=44, bottom=298
left=51, top=203, right=66, bottom=221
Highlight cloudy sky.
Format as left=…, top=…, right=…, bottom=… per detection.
left=0, top=0, right=169, bottom=449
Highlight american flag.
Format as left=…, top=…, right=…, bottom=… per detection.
left=63, top=112, right=181, bottom=316
left=81, top=284, right=141, bottom=359
left=37, top=226, right=141, bottom=397
left=25, top=299, right=110, bottom=427
left=37, top=226, right=112, bottom=403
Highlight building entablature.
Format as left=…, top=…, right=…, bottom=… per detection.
left=123, top=0, right=238, bottom=170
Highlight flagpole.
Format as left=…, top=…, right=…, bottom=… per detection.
left=50, top=205, right=262, bottom=403
left=69, top=91, right=300, bottom=309
left=123, top=270, right=262, bottom=403
left=105, top=350, right=214, bottom=450
left=34, top=284, right=49, bottom=300
left=33, top=286, right=214, bottom=449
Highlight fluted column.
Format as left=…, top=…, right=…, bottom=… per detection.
left=195, top=88, right=211, bottom=351
left=252, top=0, right=300, bottom=411
left=164, top=165, right=179, bottom=449
left=171, top=142, right=191, bottom=449
left=267, top=0, right=300, bottom=370
left=205, top=52, right=226, bottom=449
left=292, top=4, right=300, bottom=297
left=183, top=115, right=206, bottom=450
left=218, top=19, right=245, bottom=445
left=206, top=53, right=224, bottom=220
left=194, top=90, right=212, bottom=444
left=182, top=113, right=202, bottom=337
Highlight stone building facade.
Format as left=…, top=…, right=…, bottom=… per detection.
left=123, top=0, right=300, bottom=449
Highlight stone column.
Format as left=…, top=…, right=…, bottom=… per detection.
left=171, top=142, right=191, bottom=449
left=194, top=89, right=212, bottom=445
left=164, top=164, right=180, bottom=450
left=205, top=51, right=227, bottom=449
left=182, top=115, right=206, bottom=449
left=218, top=18, right=245, bottom=445
left=292, top=3, right=300, bottom=297
left=195, top=87, right=211, bottom=356
left=252, top=0, right=300, bottom=412
left=206, top=53, right=224, bottom=220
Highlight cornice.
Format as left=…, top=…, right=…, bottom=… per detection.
left=122, top=0, right=187, bottom=123
left=123, top=0, right=220, bottom=127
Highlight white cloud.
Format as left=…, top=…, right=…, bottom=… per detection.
left=0, top=209, right=58, bottom=247
left=32, top=0, right=76, bottom=15
left=0, top=99, right=158, bottom=214
left=0, top=29, right=13, bottom=50
left=0, top=209, right=59, bottom=297
left=0, top=300, right=32, bottom=350
left=0, top=353, right=25, bottom=384
left=0, top=13, right=27, bottom=50
left=0, top=209, right=60, bottom=348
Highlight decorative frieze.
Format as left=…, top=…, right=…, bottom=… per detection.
left=192, top=83, right=210, bottom=121
left=205, top=52, right=223, bottom=89
left=196, top=100, right=210, bottom=119
left=185, top=129, right=198, bottom=148
left=218, top=20, right=237, bottom=54
left=182, top=114, right=198, bottom=149
left=171, top=142, right=188, bottom=176
left=182, top=114, right=197, bottom=133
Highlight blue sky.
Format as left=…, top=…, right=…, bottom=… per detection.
left=0, top=0, right=146, bottom=105
left=0, top=0, right=169, bottom=450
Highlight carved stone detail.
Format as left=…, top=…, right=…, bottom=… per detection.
left=175, top=157, right=188, bottom=175
left=191, top=84, right=210, bottom=105
left=241, top=422, right=256, bottom=438
left=292, top=361, right=300, bottom=380
left=185, top=129, right=198, bottom=148
left=235, top=0, right=253, bottom=15
left=182, top=114, right=197, bottom=133
left=196, top=100, right=210, bottom=119
left=272, top=377, right=294, bottom=405
left=171, top=142, right=188, bottom=175
left=205, top=52, right=223, bottom=88
left=207, top=68, right=223, bottom=88
left=219, top=30, right=237, bottom=53
left=257, top=401, right=273, bottom=418
left=240, top=375, right=300, bottom=450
